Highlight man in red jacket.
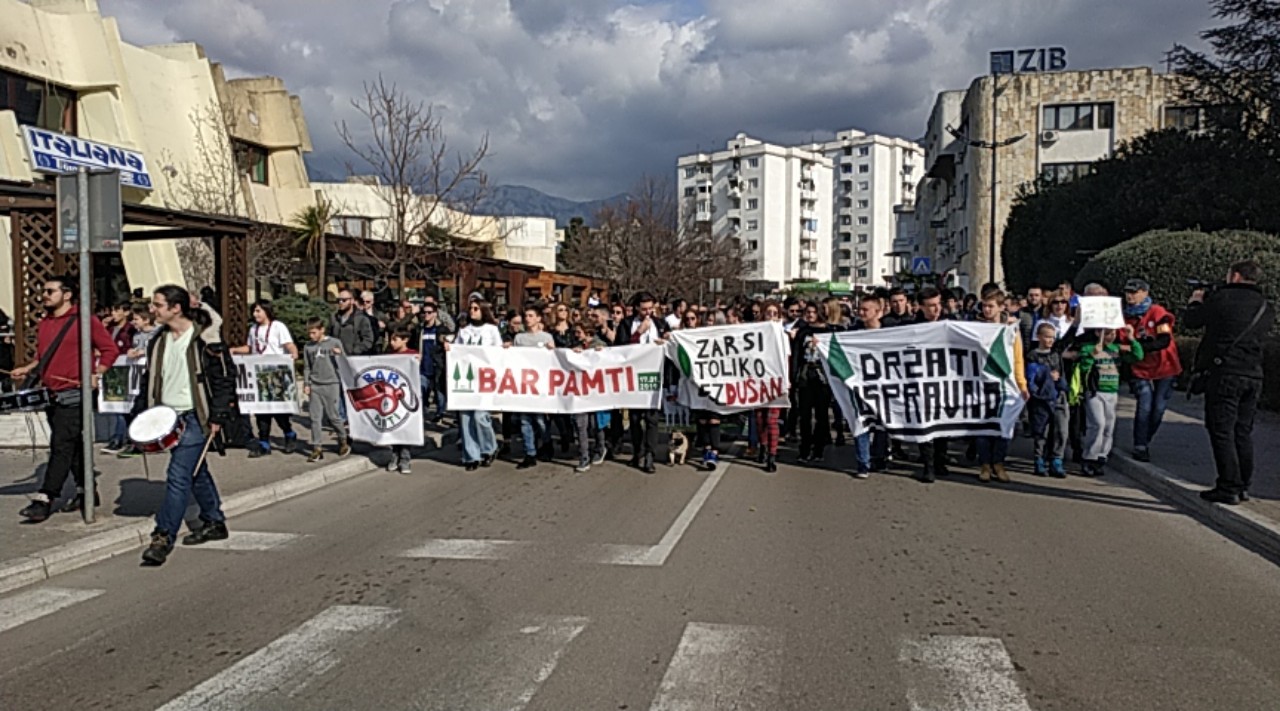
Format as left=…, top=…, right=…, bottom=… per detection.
left=1123, top=278, right=1182, bottom=462
left=9, top=276, right=119, bottom=521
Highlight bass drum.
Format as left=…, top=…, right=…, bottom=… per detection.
left=128, top=406, right=185, bottom=454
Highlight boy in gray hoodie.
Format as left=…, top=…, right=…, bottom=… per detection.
left=303, top=317, right=350, bottom=462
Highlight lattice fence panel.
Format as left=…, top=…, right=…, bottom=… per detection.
left=218, top=234, right=249, bottom=346
left=10, top=209, right=66, bottom=365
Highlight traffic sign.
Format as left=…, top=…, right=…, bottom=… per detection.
left=911, top=256, right=932, bottom=276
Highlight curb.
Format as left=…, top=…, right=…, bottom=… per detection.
left=0, top=455, right=377, bottom=595
left=1110, top=452, right=1280, bottom=561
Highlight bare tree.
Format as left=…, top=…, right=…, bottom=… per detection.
left=561, top=176, right=745, bottom=302
left=337, top=76, right=497, bottom=294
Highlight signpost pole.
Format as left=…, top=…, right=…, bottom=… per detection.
left=77, top=167, right=95, bottom=524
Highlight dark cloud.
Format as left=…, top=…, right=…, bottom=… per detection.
left=100, top=0, right=1215, bottom=201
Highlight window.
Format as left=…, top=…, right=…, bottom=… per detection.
left=857, top=268, right=868, bottom=279
left=1164, top=106, right=1201, bottom=131
left=841, top=164, right=853, bottom=174
left=0, top=68, right=77, bottom=133
left=903, top=165, right=915, bottom=175
left=747, top=157, right=759, bottom=168
left=329, top=215, right=372, bottom=239
left=840, top=215, right=852, bottom=226
left=858, top=181, right=870, bottom=191
left=233, top=140, right=269, bottom=184
left=840, top=232, right=852, bottom=243
left=856, top=250, right=869, bottom=261
left=1043, top=102, right=1114, bottom=132
left=748, top=177, right=759, bottom=189
left=858, top=164, right=870, bottom=174
left=856, top=199, right=869, bottom=209
left=857, top=233, right=869, bottom=244
left=746, top=219, right=758, bottom=230
left=857, top=216, right=869, bottom=225
left=803, top=218, right=819, bottom=232
left=843, top=147, right=853, bottom=157
left=684, top=167, right=696, bottom=178
left=858, top=146, right=870, bottom=157
left=747, top=240, right=759, bottom=251
left=838, top=267, right=851, bottom=278
left=746, top=260, right=758, bottom=272
left=683, top=187, right=695, bottom=197
left=747, top=198, right=759, bottom=210
left=1040, top=162, right=1096, bottom=185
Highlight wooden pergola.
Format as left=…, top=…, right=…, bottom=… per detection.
left=1, top=180, right=254, bottom=364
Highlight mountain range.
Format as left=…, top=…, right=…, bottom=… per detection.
left=470, top=185, right=630, bottom=227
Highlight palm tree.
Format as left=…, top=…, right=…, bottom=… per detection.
left=289, top=197, right=335, bottom=300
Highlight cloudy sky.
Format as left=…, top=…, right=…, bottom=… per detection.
left=100, top=0, right=1215, bottom=201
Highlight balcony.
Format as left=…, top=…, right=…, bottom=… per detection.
left=801, top=248, right=817, bottom=261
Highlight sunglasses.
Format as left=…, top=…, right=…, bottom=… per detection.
left=338, top=297, right=352, bottom=302
left=42, top=288, right=63, bottom=294
left=1052, top=300, right=1069, bottom=305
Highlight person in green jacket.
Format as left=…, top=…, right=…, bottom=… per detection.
left=1074, top=327, right=1143, bottom=476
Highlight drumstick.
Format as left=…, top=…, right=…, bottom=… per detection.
left=192, top=433, right=216, bottom=480
left=141, top=451, right=150, bottom=481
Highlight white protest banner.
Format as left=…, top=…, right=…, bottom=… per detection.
left=446, top=344, right=664, bottom=414
left=817, top=321, right=1026, bottom=442
left=1077, top=296, right=1125, bottom=330
left=339, top=354, right=424, bottom=446
left=97, top=356, right=146, bottom=414
left=232, top=354, right=300, bottom=416
left=666, top=322, right=791, bottom=414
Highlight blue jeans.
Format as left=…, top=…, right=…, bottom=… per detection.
left=420, top=372, right=447, bottom=418
left=154, top=413, right=225, bottom=541
left=975, top=436, right=1010, bottom=465
left=1131, top=377, right=1176, bottom=450
left=111, top=414, right=128, bottom=444
left=520, top=413, right=549, bottom=457
left=747, top=413, right=759, bottom=448
left=854, top=430, right=888, bottom=472
left=460, top=410, right=497, bottom=464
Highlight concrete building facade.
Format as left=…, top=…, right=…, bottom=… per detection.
left=915, top=67, right=1185, bottom=291
left=819, top=129, right=922, bottom=287
left=677, top=134, right=833, bottom=288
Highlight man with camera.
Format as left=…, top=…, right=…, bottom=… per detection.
left=1184, top=260, right=1276, bottom=505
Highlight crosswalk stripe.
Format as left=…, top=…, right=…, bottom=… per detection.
left=400, top=538, right=534, bottom=560
left=649, top=622, right=783, bottom=711
left=0, top=587, right=104, bottom=634
left=189, top=531, right=305, bottom=551
left=156, top=605, right=399, bottom=711
left=899, top=635, right=1034, bottom=711
left=417, top=615, right=589, bottom=711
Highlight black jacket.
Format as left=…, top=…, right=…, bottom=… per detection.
left=131, top=326, right=240, bottom=430
left=612, top=315, right=670, bottom=347
left=1184, top=283, right=1275, bottom=380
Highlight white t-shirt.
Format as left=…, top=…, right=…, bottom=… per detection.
left=665, top=313, right=681, bottom=330
left=248, top=320, right=294, bottom=355
left=630, top=317, right=660, bottom=345
left=458, top=323, right=502, bottom=347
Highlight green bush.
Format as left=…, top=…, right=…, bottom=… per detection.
left=270, top=294, right=332, bottom=349
left=1075, top=229, right=1280, bottom=309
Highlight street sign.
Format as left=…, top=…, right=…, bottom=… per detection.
left=55, top=170, right=122, bottom=254
left=911, top=256, right=932, bottom=276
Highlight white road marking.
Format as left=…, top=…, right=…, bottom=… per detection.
left=649, top=622, right=783, bottom=711
left=400, top=538, right=534, bottom=560
left=899, top=635, right=1034, bottom=711
left=417, top=615, right=589, bottom=711
left=0, top=587, right=104, bottom=634
left=189, top=531, right=305, bottom=551
left=399, top=466, right=728, bottom=567
left=156, top=605, right=399, bottom=711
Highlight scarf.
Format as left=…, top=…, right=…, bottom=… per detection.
left=1123, top=297, right=1152, bottom=318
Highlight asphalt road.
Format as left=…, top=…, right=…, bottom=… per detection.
left=3, top=442, right=1280, bottom=710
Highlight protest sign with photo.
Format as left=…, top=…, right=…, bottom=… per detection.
left=97, top=356, right=146, bottom=414
left=1077, top=296, right=1125, bottom=330
left=666, top=321, right=791, bottom=413
left=233, top=354, right=300, bottom=416
left=339, top=354, right=424, bottom=446
left=817, top=321, right=1026, bottom=442
left=446, top=344, right=664, bottom=414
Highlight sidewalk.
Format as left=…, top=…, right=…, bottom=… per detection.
left=1110, top=392, right=1280, bottom=558
left=0, top=417, right=449, bottom=592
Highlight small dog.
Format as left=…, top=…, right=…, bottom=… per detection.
left=668, top=431, right=689, bottom=466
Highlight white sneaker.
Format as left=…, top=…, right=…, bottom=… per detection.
left=386, top=460, right=398, bottom=472
left=398, top=463, right=412, bottom=475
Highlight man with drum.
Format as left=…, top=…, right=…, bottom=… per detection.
left=10, top=276, right=119, bottom=522
left=132, top=285, right=238, bottom=566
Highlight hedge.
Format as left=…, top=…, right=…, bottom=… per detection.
left=1075, top=229, right=1280, bottom=311
left=270, top=294, right=333, bottom=348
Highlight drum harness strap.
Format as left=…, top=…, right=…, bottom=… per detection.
left=22, top=316, right=77, bottom=393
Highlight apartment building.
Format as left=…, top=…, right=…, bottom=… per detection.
left=676, top=134, right=833, bottom=288
left=914, top=67, right=1184, bottom=291
left=819, top=129, right=922, bottom=287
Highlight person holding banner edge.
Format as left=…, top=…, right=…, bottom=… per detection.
left=613, top=291, right=669, bottom=474
left=133, top=285, right=237, bottom=566
left=232, top=300, right=299, bottom=457
left=446, top=300, right=502, bottom=471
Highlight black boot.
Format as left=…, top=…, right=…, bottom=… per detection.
left=765, top=455, right=777, bottom=473
left=517, top=455, right=538, bottom=470
left=141, top=531, right=173, bottom=566
left=20, top=498, right=53, bottom=523
left=182, top=519, right=229, bottom=546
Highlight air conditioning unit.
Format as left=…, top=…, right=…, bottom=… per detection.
left=1040, top=130, right=1060, bottom=144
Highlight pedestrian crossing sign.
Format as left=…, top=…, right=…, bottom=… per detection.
left=911, top=257, right=931, bottom=276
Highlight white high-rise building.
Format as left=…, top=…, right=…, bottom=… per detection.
left=819, top=130, right=923, bottom=287
left=677, top=134, right=833, bottom=289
